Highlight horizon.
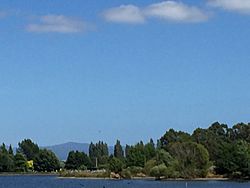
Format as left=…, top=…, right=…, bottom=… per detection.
left=1, top=0, right=250, bottom=146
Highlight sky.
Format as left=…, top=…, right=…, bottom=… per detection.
left=1, top=0, right=250, bottom=147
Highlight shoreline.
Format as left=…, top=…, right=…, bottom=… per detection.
left=1, top=173, right=248, bottom=182
left=0, top=173, right=58, bottom=176
left=58, top=176, right=231, bottom=181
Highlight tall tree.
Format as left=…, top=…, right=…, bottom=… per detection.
left=8, top=145, right=14, bottom=156
left=0, top=143, right=14, bottom=172
left=14, top=153, right=27, bottom=172
left=65, top=150, right=92, bottom=170
left=34, top=149, right=60, bottom=172
left=160, top=129, right=191, bottom=150
left=168, top=142, right=210, bottom=178
left=126, top=142, right=145, bottom=167
left=114, top=140, right=124, bottom=159
left=18, top=139, right=39, bottom=161
left=89, top=141, right=109, bottom=168
left=144, top=139, right=156, bottom=161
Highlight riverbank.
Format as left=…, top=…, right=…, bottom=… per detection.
left=0, top=172, right=58, bottom=176
left=58, top=176, right=231, bottom=181
left=0, top=172, right=247, bottom=181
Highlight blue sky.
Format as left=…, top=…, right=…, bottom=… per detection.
left=1, top=0, right=250, bottom=146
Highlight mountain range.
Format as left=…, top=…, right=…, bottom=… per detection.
left=44, top=142, right=114, bottom=161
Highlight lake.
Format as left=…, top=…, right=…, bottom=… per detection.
left=0, top=176, right=249, bottom=188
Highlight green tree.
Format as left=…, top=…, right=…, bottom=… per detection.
left=160, top=129, right=191, bottom=150
left=150, top=164, right=168, bottom=180
left=18, top=139, right=39, bottom=161
left=0, top=143, right=14, bottom=172
left=144, top=139, right=156, bottom=161
left=14, top=153, right=27, bottom=172
left=114, top=140, right=124, bottom=159
left=126, top=142, right=145, bottom=168
left=192, top=123, right=228, bottom=162
left=89, top=141, right=109, bottom=168
left=8, top=145, right=14, bottom=156
left=65, top=150, right=91, bottom=170
left=0, top=149, right=14, bottom=172
left=109, top=157, right=124, bottom=173
left=34, top=149, right=60, bottom=172
left=0, top=143, right=8, bottom=154
left=216, top=140, right=250, bottom=177
left=168, top=142, right=210, bottom=178
left=229, top=123, right=250, bottom=142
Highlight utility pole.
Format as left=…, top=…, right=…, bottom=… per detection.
left=95, top=157, right=98, bottom=169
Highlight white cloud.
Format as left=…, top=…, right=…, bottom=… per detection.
left=102, top=1, right=209, bottom=24
left=144, top=1, right=209, bottom=23
left=103, top=5, right=145, bottom=24
left=208, top=0, right=250, bottom=14
left=26, top=15, right=88, bottom=33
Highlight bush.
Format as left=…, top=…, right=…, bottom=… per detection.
left=120, top=168, right=132, bottom=179
left=128, top=166, right=144, bottom=176
left=150, top=164, right=167, bottom=179
left=109, top=157, right=124, bottom=173
left=144, top=159, right=157, bottom=175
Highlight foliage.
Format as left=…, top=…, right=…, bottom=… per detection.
left=120, top=168, right=132, bottom=179
left=144, top=139, right=156, bottom=161
left=168, top=142, right=210, bottom=178
left=14, top=153, right=27, bottom=172
left=144, top=159, right=157, bottom=175
left=18, top=139, right=39, bottom=161
left=89, top=141, right=109, bottom=168
left=34, top=149, right=60, bottom=172
left=150, top=164, right=168, bottom=179
left=125, top=142, right=145, bottom=168
left=65, top=150, right=91, bottom=170
left=216, top=140, right=250, bottom=177
left=160, top=129, right=191, bottom=150
left=114, top=140, right=124, bottom=159
left=108, top=157, right=124, bottom=173
left=0, top=123, right=249, bottom=180
left=0, top=143, right=14, bottom=172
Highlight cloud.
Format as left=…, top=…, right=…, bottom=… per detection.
left=26, top=15, right=88, bottom=33
left=102, top=1, right=210, bottom=24
left=144, top=1, right=210, bottom=23
left=208, top=0, right=250, bottom=14
left=103, top=5, right=145, bottom=24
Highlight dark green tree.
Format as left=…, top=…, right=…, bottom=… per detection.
left=8, top=145, right=14, bottom=156
left=89, top=141, right=109, bottom=168
left=65, top=150, right=91, bottom=170
left=0, top=144, right=14, bottom=172
left=144, top=139, right=156, bottom=161
left=18, top=139, right=39, bottom=161
left=34, top=149, right=60, bottom=172
left=160, top=129, right=191, bottom=150
left=126, top=142, right=145, bottom=167
left=109, top=157, right=124, bottom=173
left=114, top=140, right=124, bottom=159
left=14, top=153, right=27, bottom=172
left=216, top=140, right=250, bottom=177
left=168, top=142, right=210, bottom=178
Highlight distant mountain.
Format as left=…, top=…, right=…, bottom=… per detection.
left=44, top=142, right=114, bottom=161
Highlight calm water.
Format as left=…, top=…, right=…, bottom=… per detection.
left=0, top=176, right=249, bottom=188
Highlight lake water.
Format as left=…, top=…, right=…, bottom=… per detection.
left=0, top=176, right=249, bottom=188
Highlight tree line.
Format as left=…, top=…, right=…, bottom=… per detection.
left=0, top=139, right=60, bottom=173
left=65, top=122, right=250, bottom=179
left=0, top=122, right=249, bottom=179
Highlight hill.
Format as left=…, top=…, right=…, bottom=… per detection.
left=44, top=142, right=114, bottom=161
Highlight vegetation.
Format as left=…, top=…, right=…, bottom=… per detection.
left=0, top=122, right=249, bottom=180
left=0, top=139, right=60, bottom=173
